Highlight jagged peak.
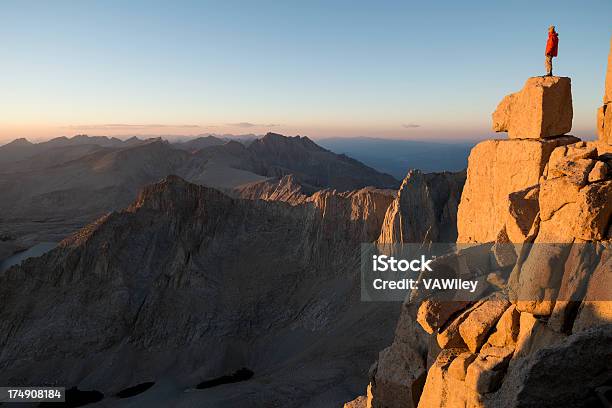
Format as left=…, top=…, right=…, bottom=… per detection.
left=277, top=173, right=299, bottom=185
left=128, top=175, right=232, bottom=213
left=397, top=169, right=426, bottom=191
left=60, top=176, right=231, bottom=249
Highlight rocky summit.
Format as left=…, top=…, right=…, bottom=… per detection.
left=492, top=76, right=573, bottom=139
left=346, top=37, right=612, bottom=408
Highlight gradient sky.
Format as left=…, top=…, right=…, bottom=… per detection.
left=1, top=0, right=611, bottom=143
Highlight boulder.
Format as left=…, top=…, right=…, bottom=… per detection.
left=513, top=242, right=571, bottom=315
left=547, top=242, right=599, bottom=332
left=479, top=344, right=514, bottom=361
left=371, top=342, right=427, bottom=408
left=550, top=158, right=596, bottom=187
left=487, top=305, right=520, bottom=347
left=370, top=303, right=428, bottom=408
left=464, top=354, right=507, bottom=394
left=417, top=349, right=482, bottom=408
left=457, top=136, right=578, bottom=243
left=572, top=246, right=612, bottom=332
left=492, top=76, right=573, bottom=139
left=513, top=312, right=565, bottom=360
left=588, top=160, right=609, bottom=183
left=447, top=352, right=477, bottom=381
left=588, top=139, right=612, bottom=155
left=545, top=142, right=597, bottom=176
left=537, top=177, right=612, bottom=242
left=458, top=295, right=510, bottom=353
left=437, top=299, right=488, bottom=349
left=533, top=144, right=612, bottom=244
left=546, top=142, right=599, bottom=187
left=416, top=300, right=471, bottom=335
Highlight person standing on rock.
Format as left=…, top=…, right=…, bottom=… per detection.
left=545, top=25, right=559, bottom=76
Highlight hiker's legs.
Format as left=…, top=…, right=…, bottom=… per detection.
left=545, top=55, right=553, bottom=76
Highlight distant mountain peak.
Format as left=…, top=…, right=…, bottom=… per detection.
left=257, top=132, right=326, bottom=152
left=246, top=132, right=398, bottom=190
left=262, top=132, right=284, bottom=139
left=4, top=137, right=33, bottom=147
left=125, top=175, right=233, bottom=218
left=171, top=135, right=226, bottom=152
left=72, top=134, right=95, bottom=140
left=224, top=140, right=248, bottom=149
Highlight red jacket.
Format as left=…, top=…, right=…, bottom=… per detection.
left=546, top=32, right=558, bottom=57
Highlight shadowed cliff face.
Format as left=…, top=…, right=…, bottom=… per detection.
left=0, top=176, right=400, bottom=407
left=236, top=174, right=398, bottom=243
left=378, top=170, right=466, bottom=244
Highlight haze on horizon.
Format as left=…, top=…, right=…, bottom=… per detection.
left=1, top=0, right=611, bottom=144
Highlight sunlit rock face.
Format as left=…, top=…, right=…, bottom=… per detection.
left=492, top=76, right=573, bottom=139
left=456, top=136, right=578, bottom=244
left=364, top=136, right=611, bottom=407
left=356, top=57, right=612, bottom=408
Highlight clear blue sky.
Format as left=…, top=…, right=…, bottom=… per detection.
left=1, top=0, right=611, bottom=142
